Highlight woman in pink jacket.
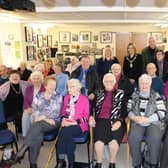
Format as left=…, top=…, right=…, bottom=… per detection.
left=55, top=78, right=90, bottom=168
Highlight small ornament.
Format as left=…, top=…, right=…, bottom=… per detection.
left=130, top=63, right=133, bottom=68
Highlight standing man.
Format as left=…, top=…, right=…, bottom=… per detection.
left=71, top=55, right=99, bottom=102
left=142, top=36, right=159, bottom=71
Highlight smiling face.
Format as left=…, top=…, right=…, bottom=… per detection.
left=45, top=79, right=56, bottom=95
left=9, top=73, right=20, bottom=84
left=81, top=56, right=90, bottom=70
left=111, top=64, right=122, bottom=77
left=103, top=73, right=116, bottom=91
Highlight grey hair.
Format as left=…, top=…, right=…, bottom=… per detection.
left=67, top=78, right=82, bottom=90
left=103, top=73, right=116, bottom=84
left=30, top=71, right=44, bottom=82
left=139, top=74, right=152, bottom=85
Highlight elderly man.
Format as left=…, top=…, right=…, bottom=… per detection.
left=142, top=36, right=159, bottom=71
left=128, top=74, right=166, bottom=168
left=18, top=61, right=32, bottom=81
left=146, top=62, right=164, bottom=97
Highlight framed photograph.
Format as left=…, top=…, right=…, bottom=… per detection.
left=71, top=33, right=78, bottom=42
left=80, top=31, right=91, bottom=43
left=25, top=27, right=33, bottom=42
left=151, top=32, right=163, bottom=43
left=37, top=34, right=43, bottom=48
left=100, top=31, right=112, bottom=43
left=47, top=35, right=52, bottom=47
left=59, top=32, right=70, bottom=43
left=26, top=46, right=34, bottom=61
left=92, top=34, right=99, bottom=42
left=61, top=45, right=70, bottom=52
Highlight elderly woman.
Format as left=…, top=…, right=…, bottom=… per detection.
left=96, top=45, right=119, bottom=83
left=55, top=79, right=90, bottom=168
left=128, top=74, right=166, bottom=168
left=0, top=70, right=30, bottom=132
left=22, top=71, right=45, bottom=137
left=12, top=76, right=62, bottom=168
left=89, top=73, right=126, bottom=168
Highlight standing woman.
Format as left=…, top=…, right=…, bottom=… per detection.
left=123, top=43, right=143, bottom=86
left=97, top=45, right=119, bottom=83
left=0, top=70, right=30, bottom=132
left=55, top=79, right=90, bottom=168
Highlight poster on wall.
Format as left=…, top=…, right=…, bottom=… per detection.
left=15, top=41, right=21, bottom=58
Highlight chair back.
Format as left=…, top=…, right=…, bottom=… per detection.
left=0, top=100, right=6, bottom=124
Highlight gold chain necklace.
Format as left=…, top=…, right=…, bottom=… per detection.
left=10, top=83, right=21, bottom=94
left=126, top=55, right=137, bottom=68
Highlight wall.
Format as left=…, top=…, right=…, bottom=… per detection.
left=0, top=22, right=24, bottom=68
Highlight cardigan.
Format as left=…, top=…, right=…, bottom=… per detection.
left=61, top=94, right=90, bottom=132
left=23, top=84, right=45, bottom=110
left=0, top=81, right=31, bottom=101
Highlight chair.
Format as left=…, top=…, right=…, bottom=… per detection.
left=6, top=115, right=19, bottom=140
left=73, top=130, right=91, bottom=168
left=0, top=100, right=18, bottom=153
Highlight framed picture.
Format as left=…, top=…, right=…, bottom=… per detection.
left=47, top=35, right=52, bottom=47
left=59, top=32, right=70, bottom=43
left=71, top=33, right=78, bottom=42
left=100, top=31, right=112, bottom=43
left=37, top=34, right=43, bottom=48
left=151, top=32, right=163, bottom=43
left=92, top=34, right=99, bottom=42
left=26, top=46, right=34, bottom=61
left=80, top=31, right=91, bottom=43
left=25, top=27, right=33, bottom=42
left=61, top=45, right=70, bottom=52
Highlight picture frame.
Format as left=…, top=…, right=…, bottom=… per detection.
left=92, top=34, right=99, bottom=42
left=47, top=35, right=52, bottom=47
left=59, top=32, right=70, bottom=43
left=80, top=31, right=91, bottom=43
left=71, top=33, right=78, bottom=42
left=25, top=27, right=33, bottom=42
left=26, top=46, right=34, bottom=61
left=151, top=32, right=163, bottom=43
left=37, top=34, right=43, bottom=48
left=100, top=31, right=112, bottom=43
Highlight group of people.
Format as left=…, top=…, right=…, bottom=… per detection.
left=0, top=36, right=168, bottom=168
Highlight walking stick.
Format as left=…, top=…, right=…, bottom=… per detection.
left=44, top=127, right=62, bottom=168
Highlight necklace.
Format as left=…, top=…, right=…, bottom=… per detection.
left=10, top=83, right=21, bottom=94
left=126, top=55, right=137, bottom=68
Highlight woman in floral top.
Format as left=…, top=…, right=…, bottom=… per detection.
left=12, top=76, right=62, bottom=168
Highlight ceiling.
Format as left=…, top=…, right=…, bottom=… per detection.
left=1, top=0, right=168, bottom=26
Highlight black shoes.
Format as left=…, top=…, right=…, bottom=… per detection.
left=109, top=163, right=116, bottom=168
left=134, top=165, right=141, bottom=168
left=55, top=159, right=66, bottom=168
left=95, top=163, right=102, bottom=168
left=30, top=163, right=37, bottom=168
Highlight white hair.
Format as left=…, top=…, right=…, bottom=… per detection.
left=139, top=74, right=152, bottom=85
left=68, top=78, right=82, bottom=90
left=103, top=73, right=116, bottom=84
left=30, top=71, right=44, bottom=82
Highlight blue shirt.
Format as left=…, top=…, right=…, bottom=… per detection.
left=52, top=73, right=69, bottom=96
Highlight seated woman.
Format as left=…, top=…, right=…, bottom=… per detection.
left=55, top=79, right=90, bottom=168
left=22, top=71, right=45, bottom=137
left=12, top=76, right=63, bottom=168
left=128, top=74, right=166, bottom=168
left=89, top=73, right=126, bottom=168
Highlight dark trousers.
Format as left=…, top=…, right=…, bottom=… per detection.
left=128, top=124, right=164, bottom=167
left=160, top=130, right=168, bottom=168
left=24, top=120, right=60, bottom=164
left=57, top=125, right=82, bottom=164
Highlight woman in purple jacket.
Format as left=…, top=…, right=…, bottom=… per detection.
left=55, top=78, right=90, bottom=168
left=22, top=71, right=45, bottom=137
